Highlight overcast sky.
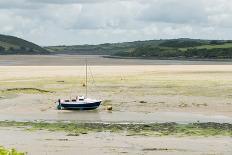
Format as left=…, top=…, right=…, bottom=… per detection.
left=0, top=0, right=232, bottom=46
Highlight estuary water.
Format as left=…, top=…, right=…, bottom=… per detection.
left=0, top=111, right=231, bottom=124
left=0, top=55, right=232, bottom=66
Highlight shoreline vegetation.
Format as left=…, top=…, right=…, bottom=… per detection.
left=0, top=121, right=231, bottom=137
left=103, top=55, right=232, bottom=61
left=112, top=40, right=232, bottom=59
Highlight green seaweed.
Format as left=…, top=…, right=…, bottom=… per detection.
left=0, top=121, right=231, bottom=137
left=0, top=88, right=53, bottom=94
left=0, top=146, right=26, bottom=155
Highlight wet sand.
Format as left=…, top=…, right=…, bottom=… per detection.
left=0, top=127, right=231, bottom=155
left=0, top=65, right=232, bottom=122
left=0, top=104, right=231, bottom=123
left=0, top=91, right=231, bottom=123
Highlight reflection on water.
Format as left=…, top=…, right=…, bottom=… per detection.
left=56, top=110, right=101, bottom=122
left=0, top=55, right=232, bottom=66
left=0, top=110, right=231, bottom=124
left=0, top=60, right=18, bottom=65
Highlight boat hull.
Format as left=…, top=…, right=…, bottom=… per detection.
left=60, top=101, right=101, bottom=110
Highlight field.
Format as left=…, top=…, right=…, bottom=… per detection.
left=0, top=56, right=232, bottom=154
left=179, top=43, right=232, bottom=51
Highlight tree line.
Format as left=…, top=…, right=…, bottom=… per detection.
left=115, top=46, right=232, bottom=59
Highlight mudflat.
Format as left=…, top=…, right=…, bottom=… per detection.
left=0, top=65, right=231, bottom=121
left=0, top=58, right=232, bottom=155
left=0, top=127, right=231, bottom=155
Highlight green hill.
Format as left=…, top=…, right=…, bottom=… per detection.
left=2, top=34, right=231, bottom=59
left=114, top=39, right=232, bottom=59
left=46, top=40, right=164, bottom=55
left=0, top=34, right=49, bottom=54
left=46, top=38, right=232, bottom=59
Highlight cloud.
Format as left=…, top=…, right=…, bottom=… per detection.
left=205, top=0, right=232, bottom=28
left=28, top=0, right=114, bottom=4
left=139, top=0, right=207, bottom=24
left=0, top=0, right=232, bottom=45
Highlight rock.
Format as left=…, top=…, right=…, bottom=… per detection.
left=107, top=106, right=113, bottom=111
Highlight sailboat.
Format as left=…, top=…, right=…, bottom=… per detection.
left=57, top=59, right=102, bottom=110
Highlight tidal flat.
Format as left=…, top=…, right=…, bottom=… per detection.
left=0, top=121, right=232, bottom=155
left=0, top=65, right=232, bottom=120
left=0, top=56, right=232, bottom=154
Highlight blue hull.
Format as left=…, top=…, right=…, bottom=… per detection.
left=60, top=101, right=101, bottom=110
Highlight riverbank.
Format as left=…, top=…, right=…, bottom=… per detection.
left=104, top=55, right=232, bottom=61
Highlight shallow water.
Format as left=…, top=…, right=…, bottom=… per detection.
left=0, top=55, right=232, bottom=66
left=0, top=111, right=231, bottom=124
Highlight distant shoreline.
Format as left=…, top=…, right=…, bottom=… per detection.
left=103, top=55, right=232, bottom=62
left=0, top=55, right=232, bottom=66
left=0, top=54, right=232, bottom=62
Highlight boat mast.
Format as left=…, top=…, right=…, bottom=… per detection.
left=85, top=58, right=87, bottom=98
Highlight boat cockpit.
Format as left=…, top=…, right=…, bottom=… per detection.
left=61, top=96, right=85, bottom=103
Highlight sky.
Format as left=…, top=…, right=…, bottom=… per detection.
left=0, top=0, right=232, bottom=46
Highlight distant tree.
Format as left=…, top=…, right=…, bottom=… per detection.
left=8, top=47, right=15, bottom=51
left=159, top=40, right=203, bottom=48
left=114, top=45, right=232, bottom=59
left=28, top=48, right=34, bottom=54
left=209, top=40, right=225, bottom=45
left=226, top=40, right=232, bottom=43
left=0, top=46, right=5, bottom=51
left=20, top=46, right=26, bottom=51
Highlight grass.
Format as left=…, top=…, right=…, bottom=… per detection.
left=180, top=43, right=232, bottom=51
left=196, top=43, right=232, bottom=49
left=0, top=121, right=231, bottom=137
left=0, top=146, right=26, bottom=155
